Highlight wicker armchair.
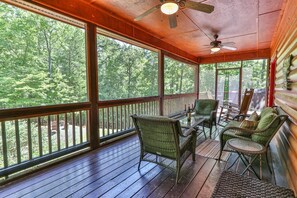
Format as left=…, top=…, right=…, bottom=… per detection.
left=131, top=114, right=197, bottom=184
left=218, top=112, right=288, bottom=164
left=193, top=99, right=219, bottom=138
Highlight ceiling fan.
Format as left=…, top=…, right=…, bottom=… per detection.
left=134, top=0, right=214, bottom=28
left=207, top=34, right=237, bottom=54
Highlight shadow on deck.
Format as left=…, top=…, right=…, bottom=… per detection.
left=0, top=125, right=275, bottom=198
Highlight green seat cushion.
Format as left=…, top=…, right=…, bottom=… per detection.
left=195, top=99, right=217, bottom=115
left=248, top=111, right=259, bottom=121
left=222, top=121, right=251, bottom=142
left=251, top=113, right=280, bottom=145
left=259, top=107, right=276, bottom=119
left=193, top=115, right=211, bottom=122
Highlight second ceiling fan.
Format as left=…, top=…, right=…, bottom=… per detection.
left=206, top=34, right=237, bottom=54
left=134, top=0, right=214, bottom=28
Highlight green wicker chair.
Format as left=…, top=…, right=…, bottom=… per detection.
left=218, top=107, right=288, bottom=171
left=131, top=114, right=197, bottom=184
left=193, top=99, right=219, bottom=138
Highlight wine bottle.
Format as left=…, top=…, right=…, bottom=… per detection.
left=187, top=104, right=191, bottom=122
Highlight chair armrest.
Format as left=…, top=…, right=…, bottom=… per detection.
left=220, top=126, right=257, bottom=137
left=228, top=102, right=239, bottom=108
left=181, top=126, right=190, bottom=129
left=232, top=114, right=249, bottom=121
left=180, top=127, right=196, bottom=137
left=209, top=110, right=217, bottom=121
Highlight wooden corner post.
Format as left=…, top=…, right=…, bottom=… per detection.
left=158, top=51, right=165, bottom=116
left=195, top=65, right=199, bottom=99
left=86, top=23, right=100, bottom=149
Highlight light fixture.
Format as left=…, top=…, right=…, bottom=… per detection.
left=211, top=47, right=221, bottom=53
left=161, top=2, right=179, bottom=15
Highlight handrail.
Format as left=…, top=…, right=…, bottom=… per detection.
left=98, top=96, right=159, bottom=107
left=0, top=102, right=91, bottom=121
left=164, top=93, right=196, bottom=99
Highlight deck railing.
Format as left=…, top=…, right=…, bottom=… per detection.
left=0, top=103, right=90, bottom=178
left=98, top=97, right=159, bottom=141
left=0, top=94, right=197, bottom=179
left=164, top=93, right=197, bottom=116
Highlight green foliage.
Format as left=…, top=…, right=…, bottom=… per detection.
left=0, top=3, right=86, bottom=109
left=164, top=57, right=195, bottom=95
left=242, top=59, right=267, bottom=89
left=97, top=35, right=159, bottom=100
left=199, top=64, right=215, bottom=94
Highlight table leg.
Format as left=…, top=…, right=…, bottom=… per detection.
left=240, top=154, right=259, bottom=177
left=227, top=155, right=240, bottom=170
left=240, top=154, right=260, bottom=179
left=260, top=154, right=262, bottom=179
left=202, top=123, right=206, bottom=139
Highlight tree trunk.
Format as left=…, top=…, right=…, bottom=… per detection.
left=43, top=30, right=52, bottom=78
left=179, top=69, right=184, bottom=93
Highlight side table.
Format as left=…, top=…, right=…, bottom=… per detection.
left=226, top=138, right=267, bottom=179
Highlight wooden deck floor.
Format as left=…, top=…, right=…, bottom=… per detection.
left=0, top=126, right=275, bottom=198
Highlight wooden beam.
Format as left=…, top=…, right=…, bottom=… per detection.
left=86, top=23, right=100, bottom=149
left=195, top=65, right=199, bottom=99
left=200, top=49, right=271, bottom=64
left=158, top=51, right=165, bottom=116
left=30, top=0, right=198, bottom=63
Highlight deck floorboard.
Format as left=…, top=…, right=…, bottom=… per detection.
left=0, top=126, right=275, bottom=198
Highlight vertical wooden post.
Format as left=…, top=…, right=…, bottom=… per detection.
left=86, top=23, right=100, bottom=149
left=268, top=58, right=276, bottom=107
left=239, top=61, right=243, bottom=105
left=195, top=65, right=199, bottom=99
left=215, top=63, right=218, bottom=100
left=266, top=58, right=271, bottom=107
left=158, top=51, right=164, bottom=116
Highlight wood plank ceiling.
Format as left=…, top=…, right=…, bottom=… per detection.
left=83, top=0, right=284, bottom=58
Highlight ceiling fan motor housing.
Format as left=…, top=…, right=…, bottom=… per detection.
left=160, top=0, right=186, bottom=7
left=210, top=40, right=221, bottom=47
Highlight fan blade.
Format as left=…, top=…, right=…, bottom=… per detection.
left=134, top=4, right=161, bottom=21
left=185, top=1, right=214, bottom=13
left=221, top=42, right=236, bottom=45
left=168, top=14, right=177, bottom=28
left=221, top=45, right=237, bottom=51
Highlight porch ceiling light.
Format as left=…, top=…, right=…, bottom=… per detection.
left=161, top=2, right=179, bottom=15
left=211, top=47, right=221, bottom=53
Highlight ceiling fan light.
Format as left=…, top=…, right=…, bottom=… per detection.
left=211, top=47, right=220, bottom=52
left=161, top=2, right=179, bottom=15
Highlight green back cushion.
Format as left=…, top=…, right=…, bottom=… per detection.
left=251, top=113, right=280, bottom=145
left=259, top=107, right=276, bottom=119
left=195, top=99, right=217, bottom=115
left=135, top=116, right=179, bottom=158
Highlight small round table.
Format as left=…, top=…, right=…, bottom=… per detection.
left=226, top=138, right=267, bottom=179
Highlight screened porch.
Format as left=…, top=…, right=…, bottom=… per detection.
left=0, top=0, right=297, bottom=197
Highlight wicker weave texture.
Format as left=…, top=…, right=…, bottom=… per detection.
left=136, top=118, right=179, bottom=159
left=211, top=171, right=295, bottom=198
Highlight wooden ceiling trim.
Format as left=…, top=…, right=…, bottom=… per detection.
left=199, top=48, right=270, bottom=64
left=30, top=0, right=198, bottom=63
